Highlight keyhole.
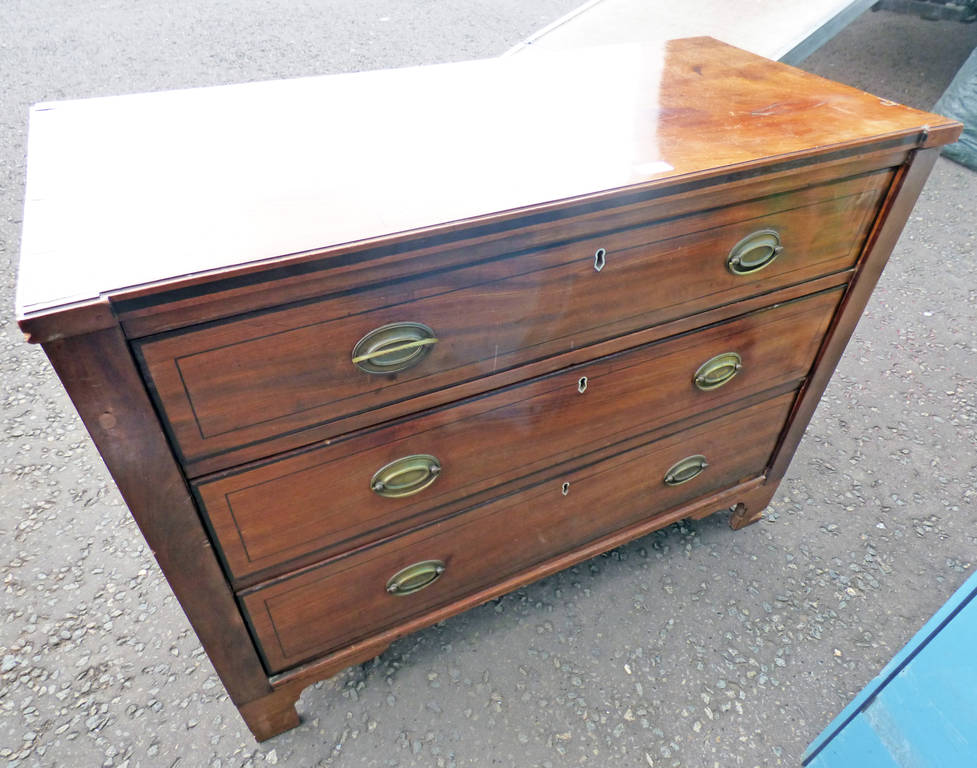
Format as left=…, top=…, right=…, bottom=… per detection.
left=593, top=248, right=606, bottom=272
left=577, top=376, right=588, bottom=394
left=561, top=482, right=570, bottom=496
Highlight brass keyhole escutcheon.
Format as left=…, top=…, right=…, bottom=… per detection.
left=727, top=229, right=783, bottom=275
left=371, top=454, right=442, bottom=498
left=663, top=455, right=709, bottom=486
left=577, top=376, right=588, bottom=394
left=352, top=321, right=438, bottom=374
left=561, top=481, right=570, bottom=496
left=386, top=560, right=446, bottom=596
left=693, top=352, right=742, bottom=391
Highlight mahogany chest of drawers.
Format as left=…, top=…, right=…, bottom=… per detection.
left=16, top=38, right=960, bottom=739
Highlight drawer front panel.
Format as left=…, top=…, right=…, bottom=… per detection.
left=198, top=288, right=841, bottom=580
left=140, top=173, right=886, bottom=465
left=242, top=392, right=796, bottom=673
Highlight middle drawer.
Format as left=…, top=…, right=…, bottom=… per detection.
left=196, top=287, right=841, bottom=582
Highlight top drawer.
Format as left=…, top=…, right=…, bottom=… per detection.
left=136, top=172, right=889, bottom=467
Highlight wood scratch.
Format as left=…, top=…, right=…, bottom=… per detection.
left=751, top=100, right=825, bottom=116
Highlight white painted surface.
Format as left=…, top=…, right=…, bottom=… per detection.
left=506, top=0, right=872, bottom=60
left=17, top=47, right=670, bottom=316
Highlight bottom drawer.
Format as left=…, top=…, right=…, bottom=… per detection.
left=242, top=392, right=796, bottom=672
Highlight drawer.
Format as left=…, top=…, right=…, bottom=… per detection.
left=138, top=172, right=887, bottom=466
left=198, top=287, right=841, bottom=581
left=241, top=391, right=796, bottom=672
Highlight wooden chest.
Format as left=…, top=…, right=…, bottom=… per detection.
left=16, top=38, right=960, bottom=740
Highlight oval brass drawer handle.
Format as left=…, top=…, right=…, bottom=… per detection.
left=371, top=454, right=442, bottom=498
left=352, top=322, right=438, bottom=374
left=727, top=229, right=783, bottom=275
left=386, top=559, right=446, bottom=596
left=663, top=454, right=709, bottom=486
left=693, top=351, right=742, bottom=391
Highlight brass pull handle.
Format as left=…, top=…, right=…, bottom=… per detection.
left=664, top=455, right=709, bottom=486
left=386, top=560, right=446, bottom=596
left=693, top=352, right=742, bottom=391
left=371, top=454, right=442, bottom=498
left=352, top=322, right=438, bottom=374
left=727, top=229, right=783, bottom=275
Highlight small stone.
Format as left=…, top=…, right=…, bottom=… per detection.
left=265, top=749, right=278, bottom=764
left=86, top=715, right=107, bottom=732
left=1, top=655, right=18, bottom=673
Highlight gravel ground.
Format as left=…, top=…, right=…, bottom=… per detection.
left=2, top=5, right=975, bottom=767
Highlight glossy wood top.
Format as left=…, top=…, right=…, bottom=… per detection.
left=17, top=36, right=959, bottom=322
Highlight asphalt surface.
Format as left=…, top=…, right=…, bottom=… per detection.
left=2, top=4, right=976, bottom=767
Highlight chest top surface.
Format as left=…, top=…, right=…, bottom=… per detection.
left=16, top=36, right=958, bottom=320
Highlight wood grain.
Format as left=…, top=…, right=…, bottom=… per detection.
left=243, top=392, right=796, bottom=672
left=166, top=270, right=849, bottom=477
left=198, top=287, right=841, bottom=580
left=139, top=175, right=882, bottom=466
left=217, top=380, right=799, bottom=590
left=265, top=473, right=770, bottom=697
left=767, top=147, right=944, bottom=484
left=112, top=150, right=905, bottom=340
left=17, top=39, right=960, bottom=741
left=39, top=327, right=275, bottom=705
left=17, top=38, right=959, bottom=327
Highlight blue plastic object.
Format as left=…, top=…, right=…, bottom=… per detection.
left=803, top=569, right=977, bottom=767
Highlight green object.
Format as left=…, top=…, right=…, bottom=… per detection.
left=934, top=45, right=977, bottom=170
